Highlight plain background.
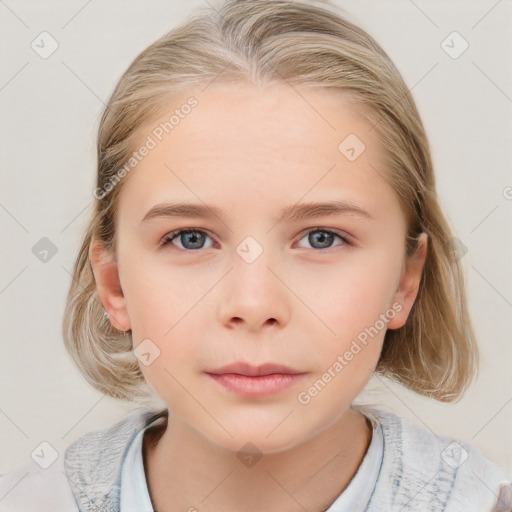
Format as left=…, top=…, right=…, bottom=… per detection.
left=1, top=0, right=511, bottom=475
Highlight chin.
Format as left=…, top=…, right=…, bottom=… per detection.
left=197, top=414, right=323, bottom=457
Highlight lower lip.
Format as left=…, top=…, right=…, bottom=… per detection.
left=207, top=373, right=306, bottom=396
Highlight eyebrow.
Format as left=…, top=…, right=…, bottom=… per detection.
left=141, top=200, right=373, bottom=224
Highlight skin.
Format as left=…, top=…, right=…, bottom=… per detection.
left=90, top=82, right=427, bottom=512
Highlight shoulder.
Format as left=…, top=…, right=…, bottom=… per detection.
left=362, top=406, right=510, bottom=512
left=0, top=407, right=166, bottom=512
left=64, top=407, right=166, bottom=511
left=63, top=406, right=164, bottom=474
left=0, top=456, right=77, bottom=512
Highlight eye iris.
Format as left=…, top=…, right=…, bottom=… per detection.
left=310, top=231, right=334, bottom=249
left=181, top=231, right=205, bottom=249
left=168, top=230, right=340, bottom=250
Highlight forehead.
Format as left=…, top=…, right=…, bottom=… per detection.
left=145, top=82, right=374, bottom=165
left=120, top=82, right=401, bottom=225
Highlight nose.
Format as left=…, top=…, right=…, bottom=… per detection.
left=216, top=245, right=291, bottom=333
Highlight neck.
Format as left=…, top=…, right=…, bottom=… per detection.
left=143, top=407, right=372, bottom=512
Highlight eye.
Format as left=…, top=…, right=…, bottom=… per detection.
left=160, top=227, right=351, bottom=251
left=296, top=228, right=350, bottom=250
left=160, top=229, right=214, bottom=250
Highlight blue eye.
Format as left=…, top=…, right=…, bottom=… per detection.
left=161, top=229, right=214, bottom=250
left=296, top=229, right=349, bottom=250
left=160, top=228, right=350, bottom=251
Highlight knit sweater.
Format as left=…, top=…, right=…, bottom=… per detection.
left=0, top=406, right=509, bottom=512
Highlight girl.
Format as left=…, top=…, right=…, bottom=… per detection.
left=1, top=0, right=510, bottom=511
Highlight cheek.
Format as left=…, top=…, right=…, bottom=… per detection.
left=129, top=294, right=201, bottom=410
left=122, top=258, right=206, bottom=335
left=299, top=254, right=401, bottom=391
left=305, top=255, right=400, bottom=337
left=122, top=259, right=211, bottom=346
left=298, top=268, right=396, bottom=410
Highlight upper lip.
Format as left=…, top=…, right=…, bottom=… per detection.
left=206, top=362, right=304, bottom=377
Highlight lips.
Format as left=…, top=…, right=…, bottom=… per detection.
left=205, top=362, right=307, bottom=396
left=206, top=361, right=303, bottom=377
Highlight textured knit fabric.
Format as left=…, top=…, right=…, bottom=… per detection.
left=0, top=406, right=509, bottom=512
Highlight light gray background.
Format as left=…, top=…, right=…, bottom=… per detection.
left=1, top=0, right=511, bottom=475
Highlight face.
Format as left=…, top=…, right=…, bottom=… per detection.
left=92, top=82, right=426, bottom=453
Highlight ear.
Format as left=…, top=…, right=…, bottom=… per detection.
left=89, top=238, right=131, bottom=332
left=387, top=232, right=428, bottom=330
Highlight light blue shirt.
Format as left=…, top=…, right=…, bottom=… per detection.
left=120, top=426, right=155, bottom=512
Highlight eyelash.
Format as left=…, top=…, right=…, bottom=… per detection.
left=159, top=227, right=353, bottom=251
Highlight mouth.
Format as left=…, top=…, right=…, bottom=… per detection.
left=205, top=362, right=307, bottom=397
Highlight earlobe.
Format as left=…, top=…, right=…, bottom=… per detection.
left=89, top=239, right=131, bottom=332
left=387, top=233, right=428, bottom=330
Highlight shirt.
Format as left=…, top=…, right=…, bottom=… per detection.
left=1, top=405, right=509, bottom=511
left=120, top=426, right=155, bottom=512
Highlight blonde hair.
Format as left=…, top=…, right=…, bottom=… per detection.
left=63, top=0, right=477, bottom=404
